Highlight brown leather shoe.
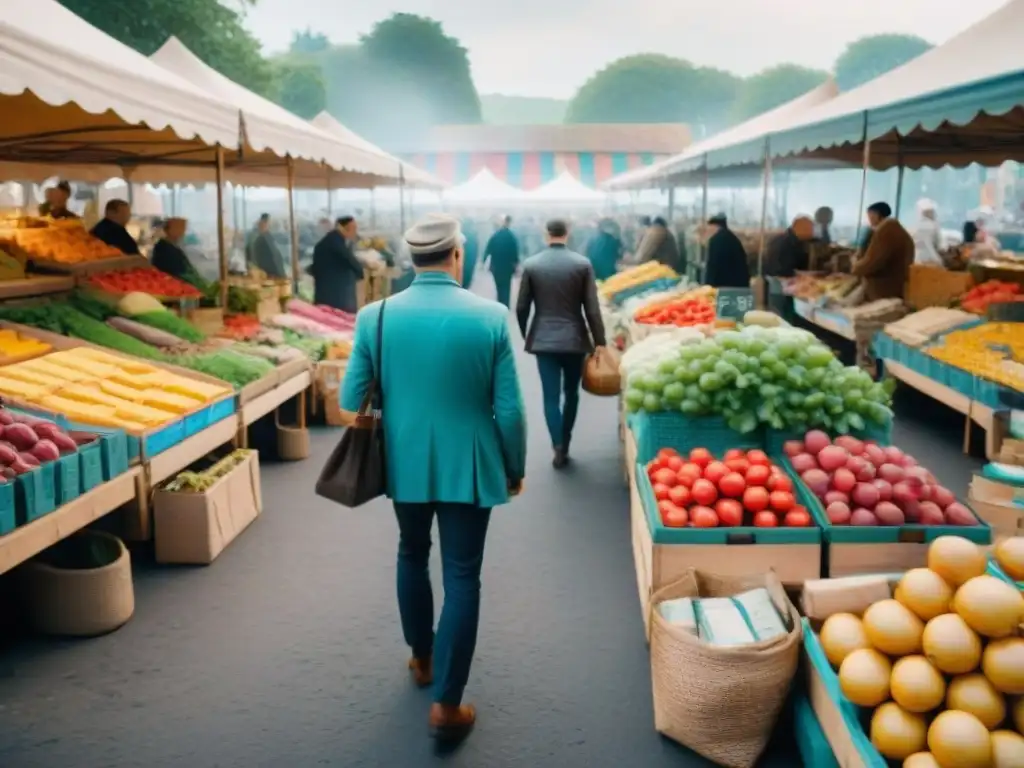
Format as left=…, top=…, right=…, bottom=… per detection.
left=408, top=657, right=433, bottom=688
left=429, top=703, right=476, bottom=741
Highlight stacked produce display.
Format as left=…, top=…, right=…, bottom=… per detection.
left=86, top=267, right=203, bottom=300
left=927, top=323, right=1024, bottom=393
left=0, top=218, right=124, bottom=265
left=0, top=405, right=83, bottom=478
left=633, top=286, right=717, bottom=328
left=884, top=309, right=977, bottom=348
left=814, top=536, right=1024, bottom=765
left=959, top=281, right=1023, bottom=314
left=783, top=274, right=860, bottom=302
left=599, top=262, right=679, bottom=303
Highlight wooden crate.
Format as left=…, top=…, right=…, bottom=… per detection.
left=905, top=265, right=973, bottom=310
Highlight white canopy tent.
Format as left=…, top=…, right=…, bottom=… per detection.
left=527, top=171, right=608, bottom=204
left=441, top=169, right=527, bottom=205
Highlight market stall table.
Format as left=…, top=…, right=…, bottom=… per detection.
left=0, top=275, right=75, bottom=300
left=0, top=466, right=141, bottom=574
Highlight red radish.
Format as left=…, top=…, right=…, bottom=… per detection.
left=850, top=508, right=879, bottom=526
left=0, top=442, right=17, bottom=466
left=824, top=490, right=850, bottom=506
left=918, top=484, right=934, bottom=502
left=826, top=501, right=851, bottom=524
left=3, top=423, right=38, bottom=451
left=8, top=458, right=34, bottom=475
left=19, top=452, right=38, bottom=467
left=0, top=410, right=12, bottom=426
left=832, top=468, right=856, bottom=493
left=0, top=467, right=13, bottom=479
left=906, top=466, right=935, bottom=485
left=783, top=440, right=805, bottom=457
left=918, top=502, right=945, bottom=526
left=818, top=445, right=850, bottom=472
left=846, top=456, right=868, bottom=475
left=864, top=444, right=887, bottom=467
left=834, top=435, right=865, bottom=455
left=854, top=462, right=876, bottom=482
left=851, top=482, right=880, bottom=509
left=902, top=455, right=918, bottom=468
left=903, top=500, right=922, bottom=522
left=29, top=440, right=59, bottom=463
left=892, top=481, right=920, bottom=504
left=50, top=433, right=77, bottom=454
left=801, top=469, right=830, bottom=497
left=944, top=503, right=977, bottom=526
left=882, top=445, right=904, bottom=465
left=931, top=486, right=955, bottom=509
left=873, top=501, right=905, bottom=526
left=877, top=463, right=905, bottom=484
left=804, top=430, right=831, bottom=455
left=790, top=453, right=818, bottom=474
left=872, top=479, right=893, bottom=502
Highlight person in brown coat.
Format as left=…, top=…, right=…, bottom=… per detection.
left=851, top=202, right=913, bottom=301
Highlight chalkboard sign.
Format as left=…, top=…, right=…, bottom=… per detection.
left=715, top=287, right=755, bottom=319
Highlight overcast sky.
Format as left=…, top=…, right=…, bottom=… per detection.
left=242, top=0, right=1008, bottom=98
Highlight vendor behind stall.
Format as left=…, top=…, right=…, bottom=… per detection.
left=151, top=218, right=195, bottom=280
left=246, top=213, right=288, bottom=279
left=913, top=199, right=943, bottom=266
left=766, top=215, right=813, bottom=278
left=38, top=181, right=79, bottom=220
left=309, top=215, right=364, bottom=313
left=851, top=202, right=914, bottom=301
left=703, top=213, right=750, bottom=288
left=90, top=199, right=139, bottom=255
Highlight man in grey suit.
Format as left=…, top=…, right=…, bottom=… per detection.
left=516, top=219, right=607, bottom=469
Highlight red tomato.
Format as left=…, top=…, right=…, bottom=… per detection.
left=676, top=464, right=702, bottom=488
left=689, top=447, right=713, bottom=468
left=784, top=509, right=812, bottom=527
left=724, top=448, right=746, bottom=462
left=691, top=478, right=718, bottom=506
left=652, top=483, right=673, bottom=501
left=743, top=486, right=770, bottom=512
left=753, top=511, right=778, bottom=527
left=661, top=504, right=689, bottom=528
left=651, top=468, right=677, bottom=487
left=657, top=499, right=678, bottom=520
left=724, top=457, right=750, bottom=475
left=668, top=485, right=691, bottom=507
left=658, top=448, right=680, bottom=461
left=664, top=455, right=684, bottom=473
left=767, top=473, right=794, bottom=493
left=646, top=458, right=665, bottom=476
left=690, top=505, right=719, bottom=528
left=770, top=490, right=795, bottom=512
left=715, top=498, right=743, bottom=527
left=703, top=461, right=729, bottom=485
left=745, top=464, right=771, bottom=487
left=718, top=472, right=746, bottom=499
left=746, top=449, right=771, bottom=466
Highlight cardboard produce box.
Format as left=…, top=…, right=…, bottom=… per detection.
left=153, top=450, right=262, bottom=564
left=968, top=472, right=1024, bottom=540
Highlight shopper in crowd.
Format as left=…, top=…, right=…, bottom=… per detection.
left=962, top=220, right=1001, bottom=262
left=852, top=201, right=914, bottom=301
left=309, top=215, right=364, bottom=313
left=151, top=218, right=195, bottom=281
left=913, top=199, right=944, bottom=266
left=340, top=214, right=526, bottom=742
left=585, top=217, right=624, bottom=281
left=483, top=214, right=519, bottom=308
left=703, top=213, right=750, bottom=288
left=246, top=213, right=288, bottom=279
left=634, top=215, right=681, bottom=271
left=813, top=206, right=833, bottom=245
left=516, top=219, right=606, bottom=469
left=90, top=199, right=139, bottom=256
left=39, top=181, right=79, bottom=220
left=766, top=215, right=813, bottom=278
left=460, top=218, right=479, bottom=289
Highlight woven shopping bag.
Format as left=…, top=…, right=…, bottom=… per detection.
left=648, top=568, right=803, bottom=768
left=582, top=346, right=622, bottom=396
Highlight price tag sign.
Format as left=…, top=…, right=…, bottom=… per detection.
left=715, top=287, right=755, bottom=320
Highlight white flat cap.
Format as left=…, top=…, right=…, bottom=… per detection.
left=404, top=214, right=463, bottom=255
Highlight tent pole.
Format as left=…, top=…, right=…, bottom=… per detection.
left=325, top=166, right=333, bottom=217
left=215, top=146, right=228, bottom=311
left=286, top=156, right=299, bottom=291
left=854, top=112, right=872, bottom=247
left=893, top=136, right=906, bottom=220
left=699, top=157, right=709, bottom=280
left=757, top=138, right=773, bottom=278
left=667, top=187, right=675, bottom=222
left=399, top=166, right=407, bottom=234
left=370, top=188, right=377, bottom=228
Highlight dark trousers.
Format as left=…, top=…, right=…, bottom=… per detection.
left=393, top=502, right=492, bottom=705
left=493, top=272, right=512, bottom=308
left=536, top=352, right=585, bottom=450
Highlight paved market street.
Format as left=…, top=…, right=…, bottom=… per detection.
left=0, top=293, right=981, bottom=768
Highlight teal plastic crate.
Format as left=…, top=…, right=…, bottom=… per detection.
left=975, top=377, right=1009, bottom=409
left=0, top=481, right=14, bottom=535
left=944, top=364, right=976, bottom=398
left=141, top=419, right=186, bottom=458
left=636, top=461, right=822, bottom=546
left=765, top=423, right=892, bottom=457
left=988, top=559, right=1023, bottom=591
left=182, top=397, right=236, bottom=437
left=76, top=437, right=104, bottom=492
left=630, top=411, right=764, bottom=464
left=778, top=455, right=992, bottom=546
left=14, top=462, right=57, bottom=525
left=54, top=453, right=81, bottom=506
left=803, top=621, right=887, bottom=768
left=792, top=689, right=839, bottom=768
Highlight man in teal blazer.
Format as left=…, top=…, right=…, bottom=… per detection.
left=340, top=214, right=527, bottom=742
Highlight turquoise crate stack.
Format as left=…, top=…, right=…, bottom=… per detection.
left=629, top=410, right=764, bottom=462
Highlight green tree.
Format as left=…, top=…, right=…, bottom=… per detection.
left=270, top=58, right=326, bottom=119
left=59, top=0, right=274, bottom=96
left=834, top=34, right=933, bottom=91
left=289, top=29, right=330, bottom=55
left=731, top=64, right=829, bottom=123
left=565, top=54, right=741, bottom=134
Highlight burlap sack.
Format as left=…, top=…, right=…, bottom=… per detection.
left=582, top=346, right=622, bottom=396
left=649, top=568, right=802, bottom=768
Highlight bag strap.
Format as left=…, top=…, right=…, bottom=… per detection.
left=357, top=299, right=386, bottom=415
